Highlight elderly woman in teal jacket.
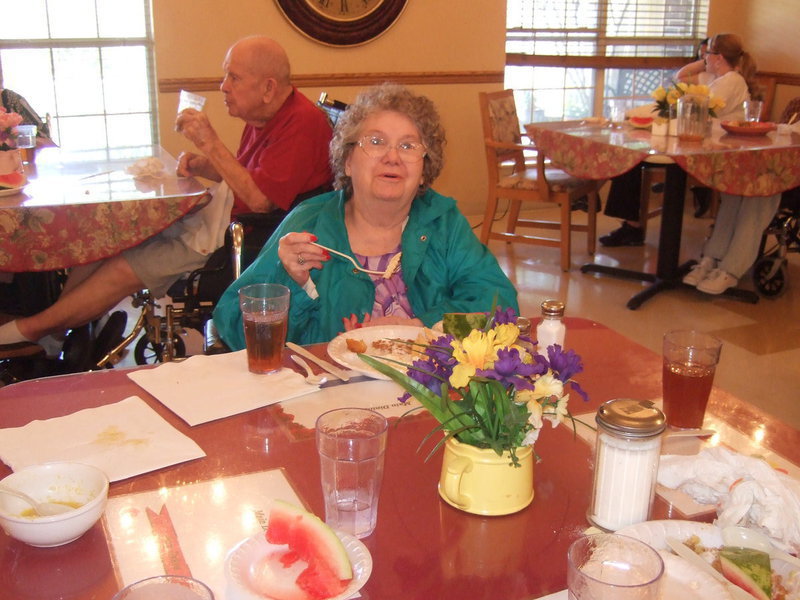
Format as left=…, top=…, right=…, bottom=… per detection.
left=213, top=83, right=518, bottom=348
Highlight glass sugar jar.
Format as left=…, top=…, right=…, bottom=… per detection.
left=588, top=399, right=666, bottom=531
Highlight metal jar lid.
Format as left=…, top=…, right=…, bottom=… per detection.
left=516, top=316, right=531, bottom=335
left=596, top=399, right=666, bottom=438
left=541, top=299, right=565, bottom=317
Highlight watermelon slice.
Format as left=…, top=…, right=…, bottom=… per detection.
left=0, top=171, right=25, bottom=189
left=442, top=312, right=488, bottom=340
left=253, top=501, right=352, bottom=600
left=719, top=546, right=772, bottom=600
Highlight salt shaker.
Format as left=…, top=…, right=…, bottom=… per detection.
left=588, top=399, right=666, bottom=531
left=536, top=299, right=566, bottom=350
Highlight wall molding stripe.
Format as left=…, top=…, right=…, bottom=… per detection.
left=159, top=71, right=505, bottom=93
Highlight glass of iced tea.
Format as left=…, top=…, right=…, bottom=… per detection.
left=662, top=330, right=722, bottom=429
left=238, top=283, right=290, bottom=374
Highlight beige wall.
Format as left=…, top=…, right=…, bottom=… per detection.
left=152, top=1, right=799, bottom=217
left=153, top=0, right=506, bottom=217
left=709, top=0, right=800, bottom=119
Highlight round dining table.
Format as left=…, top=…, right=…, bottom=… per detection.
left=0, top=146, right=210, bottom=273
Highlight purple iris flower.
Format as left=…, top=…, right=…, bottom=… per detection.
left=546, top=345, right=589, bottom=403
left=425, top=334, right=456, bottom=368
left=547, top=345, right=584, bottom=381
left=400, top=356, right=446, bottom=402
left=477, top=347, right=538, bottom=390
left=493, top=306, right=518, bottom=325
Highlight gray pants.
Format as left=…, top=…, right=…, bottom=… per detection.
left=704, top=193, right=781, bottom=278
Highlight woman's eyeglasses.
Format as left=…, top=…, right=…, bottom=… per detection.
left=356, top=135, right=427, bottom=163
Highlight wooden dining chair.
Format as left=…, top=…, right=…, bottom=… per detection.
left=478, top=90, right=601, bottom=271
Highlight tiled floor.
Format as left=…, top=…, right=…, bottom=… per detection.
left=114, top=197, right=799, bottom=430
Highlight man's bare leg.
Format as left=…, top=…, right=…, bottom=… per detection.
left=15, top=255, right=145, bottom=342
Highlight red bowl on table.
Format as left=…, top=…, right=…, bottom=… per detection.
left=720, top=120, right=777, bottom=136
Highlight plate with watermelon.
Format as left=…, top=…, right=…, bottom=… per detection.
left=629, top=116, right=654, bottom=129
left=225, top=501, right=372, bottom=600
left=0, top=170, right=27, bottom=197
left=618, top=520, right=800, bottom=600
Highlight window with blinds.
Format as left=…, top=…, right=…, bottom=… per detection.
left=0, top=0, right=156, bottom=153
left=506, top=0, right=709, bottom=123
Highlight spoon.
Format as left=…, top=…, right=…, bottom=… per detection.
left=0, top=484, right=73, bottom=516
left=722, top=526, right=800, bottom=569
left=310, top=242, right=401, bottom=279
left=290, top=355, right=328, bottom=386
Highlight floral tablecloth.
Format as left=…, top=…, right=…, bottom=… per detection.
left=526, top=121, right=800, bottom=197
left=0, top=193, right=208, bottom=272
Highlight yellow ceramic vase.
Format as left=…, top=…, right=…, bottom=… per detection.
left=438, top=438, right=534, bottom=516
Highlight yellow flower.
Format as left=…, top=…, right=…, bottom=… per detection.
left=676, top=82, right=689, bottom=93
left=686, top=84, right=710, bottom=97
left=449, top=328, right=496, bottom=388
left=493, top=323, right=520, bottom=347
left=651, top=86, right=667, bottom=102
left=666, top=89, right=681, bottom=105
left=709, top=96, right=726, bottom=110
left=518, top=389, right=544, bottom=429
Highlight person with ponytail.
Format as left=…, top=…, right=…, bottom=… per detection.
left=681, top=34, right=781, bottom=294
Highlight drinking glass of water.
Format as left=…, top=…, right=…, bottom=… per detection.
left=316, top=408, right=388, bottom=538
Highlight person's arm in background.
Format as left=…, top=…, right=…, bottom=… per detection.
left=676, top=59, right=707, bottom=84
left=1, top=89, right=55, bottom=147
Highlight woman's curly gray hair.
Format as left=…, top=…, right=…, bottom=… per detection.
left=329, top=83, right=446, bottom=196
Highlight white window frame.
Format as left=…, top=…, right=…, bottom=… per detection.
left=0, top=0, right=158, bottom=152
left=506, top=0, right=709, bottom=123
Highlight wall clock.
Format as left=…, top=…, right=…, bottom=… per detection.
left=275, top=0, right=408, bottom=46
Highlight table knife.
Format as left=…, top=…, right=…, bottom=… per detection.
left=285, top=342, right=351, bottom=381
left=665, top=537, right=753, bottom=600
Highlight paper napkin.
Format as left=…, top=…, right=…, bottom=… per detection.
left=128, top=350, right=319, bottom=426
left=658, top=446, right=800, bottom=554
left=0, top=396, right=205, bottom=482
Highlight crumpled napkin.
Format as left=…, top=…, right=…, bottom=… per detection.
left=0, top=396, right=205, bottom=482
left=125, top=156, right=166, bottom=178
left=128, top=350, right=319, bottom=426
left=658, top=446, right=800, bottom=554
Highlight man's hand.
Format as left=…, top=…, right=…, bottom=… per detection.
left=176, top=151, right=220, bottom=180
left=175, top=108, right=219, bottom=153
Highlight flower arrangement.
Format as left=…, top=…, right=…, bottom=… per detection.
left=0, top=107, right=23, bottom=151
left=651, top=82, right=725, bottom=119
left=359, top=307, right=588, bottom=467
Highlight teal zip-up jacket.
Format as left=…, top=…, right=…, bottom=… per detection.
left=213, top=188, right=519, bottom=348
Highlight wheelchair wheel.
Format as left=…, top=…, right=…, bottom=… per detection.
left=134, top=334, right=186, bottom=365
left=753, top=255, right=788, bottom=298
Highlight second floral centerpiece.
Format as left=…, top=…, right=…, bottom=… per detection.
left=360, top=307, right=587, bottom=515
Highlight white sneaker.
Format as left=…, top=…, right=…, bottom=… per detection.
left=683, top=256, right=716, bottom=286
left=696, top=268, right=738, bottom=295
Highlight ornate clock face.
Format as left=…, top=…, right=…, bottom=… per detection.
left=275, top=0, right=408, bottom=46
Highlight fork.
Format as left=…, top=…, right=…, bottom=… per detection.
left=310, top=242, right=401, bottom=278
left=290, top=354, right=328, bottom=385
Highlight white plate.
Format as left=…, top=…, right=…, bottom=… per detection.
left=0, top=185, right=26, bottom=197
left=225, top=530, right=372, bottom=600
left=327, top=325, right=429, bottom=380
left=618, top=520, right=800, bottom=599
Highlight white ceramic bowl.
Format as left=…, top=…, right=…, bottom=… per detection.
left=0, top=462, right=109, bottom=547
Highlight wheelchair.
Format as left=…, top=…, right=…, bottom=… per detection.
left=752, top=187, right=800, bottom=298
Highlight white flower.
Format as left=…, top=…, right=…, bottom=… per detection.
left=522, top=428, right=541, bottom=447
left=532, top=372, right=564, bottom=400
left=543, top=393, right=570, bottom=427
